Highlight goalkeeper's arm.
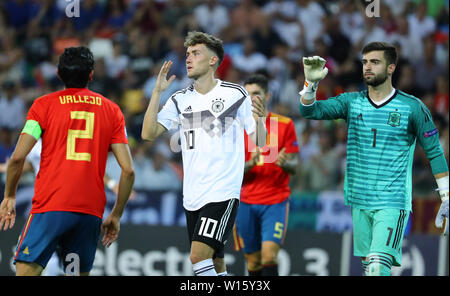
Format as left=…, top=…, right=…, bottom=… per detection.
left=299, top=56, right=328, bottom=105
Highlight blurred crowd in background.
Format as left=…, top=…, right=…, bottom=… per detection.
left=0, top=0, right=448, bottom=201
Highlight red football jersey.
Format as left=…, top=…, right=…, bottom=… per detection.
left=24, top=88, right=128, bottom=218
left=241, top=112, right=299, bottom=205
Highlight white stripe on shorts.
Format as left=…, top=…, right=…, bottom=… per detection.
left=215, top=199, right=235, bottom=242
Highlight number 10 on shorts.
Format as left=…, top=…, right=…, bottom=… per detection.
left=198, top=217, right=218, bottom=238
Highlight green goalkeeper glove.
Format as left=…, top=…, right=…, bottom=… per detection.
left=299, top=56, right=328, bottom=101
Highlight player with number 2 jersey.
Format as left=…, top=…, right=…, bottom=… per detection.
left=25, top=88, right=126, bottom=218
left=0, top=47, right=135, bottom=276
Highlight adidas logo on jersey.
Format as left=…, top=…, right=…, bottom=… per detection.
left=184, top=106, right=192, bottom=112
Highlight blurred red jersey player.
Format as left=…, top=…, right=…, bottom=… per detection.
left=234, top=74, right=299, bottom=276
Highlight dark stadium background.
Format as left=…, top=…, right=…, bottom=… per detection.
left=0, top=0, right=448, bottom=276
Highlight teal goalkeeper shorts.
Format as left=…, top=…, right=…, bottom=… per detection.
left=351, top=207, right=410, bottom=266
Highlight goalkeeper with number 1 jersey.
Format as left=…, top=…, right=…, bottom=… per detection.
left=299, top=42, right=448, bottom=276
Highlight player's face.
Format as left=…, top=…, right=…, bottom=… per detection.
left=185, top=44, right=216, bottom=79
left=244, top=83, right=269, bottom=104
left=362, top=51, right=391, bottom=87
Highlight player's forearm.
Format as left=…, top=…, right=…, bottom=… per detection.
left=299, top=79, right=318, bottom=106
left=435, top=171, right=449, bottom=200
left=299, top=94, right=318, bottom=121
left=300, top=95, right=316, bottom=106
left=22, top=161, right=34, bottom=174
left=427, top=149, right=449, bottom=178
left=299, top=94, right=319, bottom=120
left=280, top=156, right=298, bottom=175
left=111, top=169, right=135, bottom=218
left=142, top=90, right=162, bottom=141
left=4, top=157, right=25, bottom=198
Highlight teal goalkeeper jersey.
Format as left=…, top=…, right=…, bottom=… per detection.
left=299, top=89, right=448, bottom=211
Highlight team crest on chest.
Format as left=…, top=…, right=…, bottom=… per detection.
left=211, top=98, right=225, bottom=113
left=387, top=111, right=401, bottom=127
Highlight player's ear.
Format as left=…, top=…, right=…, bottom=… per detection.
left=210, top=55, right=219, bottom=67
left=387, top=63, right=396, bottom=76
left=89, top=70, right=94, bottom=81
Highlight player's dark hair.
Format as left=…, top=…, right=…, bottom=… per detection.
left=58, top=46, right=94, bottom=88
left=184, top=31, right=224, bottom=67
left=362, top=42, right=398, bottom=66
left=244, top=74, right=269, bottom=93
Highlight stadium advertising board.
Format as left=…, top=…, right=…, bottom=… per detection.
left=0, top=221, right=447, bottom=276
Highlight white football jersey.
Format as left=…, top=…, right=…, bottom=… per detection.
left=157, top=79, right=256, bottom=210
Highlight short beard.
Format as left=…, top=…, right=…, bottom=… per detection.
left=364, top=72, right=388, bottom=87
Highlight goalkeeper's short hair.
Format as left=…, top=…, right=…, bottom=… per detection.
left=362, top=42, right=398, bottom=66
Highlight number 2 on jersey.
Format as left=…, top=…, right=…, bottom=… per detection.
left=66, top=111, right=94, bottom=162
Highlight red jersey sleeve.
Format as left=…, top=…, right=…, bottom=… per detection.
left=110, top=104, right=128, bottom=144
left=26, top=98, right=47, bottom=130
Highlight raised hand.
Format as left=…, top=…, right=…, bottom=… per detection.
left=302, top=56, right=328, bottom=83
left=251, top=95, right=266, bottom=119
left=154, top=61, right=176, bottom=93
